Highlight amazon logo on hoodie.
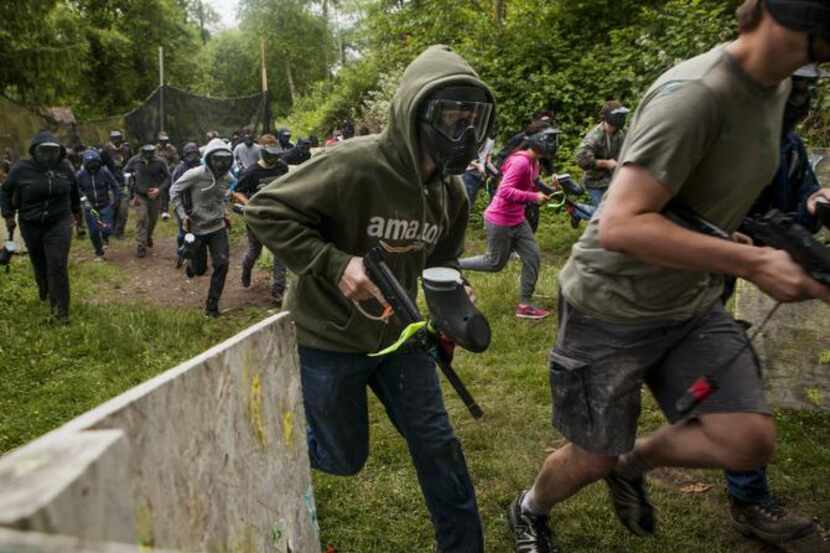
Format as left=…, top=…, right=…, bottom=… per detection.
left=366, top=216, right=443, bottom=244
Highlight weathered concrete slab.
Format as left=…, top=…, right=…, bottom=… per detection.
left=0, top=312, right=319, bottom=553
left=0, top=431, right=134, bottom=542
left=734, top=280, right=830, bottom=410
left=0, top=528, right=181, bottom=553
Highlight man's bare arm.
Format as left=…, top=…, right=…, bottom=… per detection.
left=598, top=164, right=830, bottom=302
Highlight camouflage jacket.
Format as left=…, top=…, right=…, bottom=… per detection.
left=156, top=143, right=179, bottom=168
left=574, top=124, right=626, bottom=189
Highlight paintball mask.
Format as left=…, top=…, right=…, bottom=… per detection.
left=110, top=130, right=123, bottom=146
left=527, top=127, right=561, bottom=159
left=207, top=150, right=233, bottom=176
left=603, top=106, right=630, bottom=130
left=766, top=0, right=830, bottom=62
left=261, top=145, right=282, bottom=167
left=33, top=142, right=62, bottom=169
left=421, top=267, right=491, bottom=353
left=419, top=85, right=494, bottom=176
left=182, top=143, right=200, bottom=165
left=243, top=134, right=254, bottom=147
left=158, top=131, right=169, bottom=145
left=141, top=144, right=156, bottom=161
left=85, top=159, right=102, bottom=173
left=784, top=65, right=820, bottom=132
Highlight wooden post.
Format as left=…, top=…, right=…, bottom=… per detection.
left=260, top=38, right=268, bottom=93
left=158, top=46, right=164, bottom=137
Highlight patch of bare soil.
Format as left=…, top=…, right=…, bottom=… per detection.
left=78, top=228, right=278, bottom=312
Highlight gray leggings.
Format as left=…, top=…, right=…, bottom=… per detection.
left=459, top=220, right=540, bottom=304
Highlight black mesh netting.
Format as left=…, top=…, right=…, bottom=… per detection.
left=123, top=85, right=270, bottom=147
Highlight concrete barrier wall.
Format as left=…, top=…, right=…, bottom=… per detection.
left=0, top=312, right=320, bottom=553
left=734, top=280, right=830, bottom=410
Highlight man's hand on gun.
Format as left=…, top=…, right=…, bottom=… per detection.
left=747, top=247, right=830, bottom=303
left=339, top=256, right=390, bottom=306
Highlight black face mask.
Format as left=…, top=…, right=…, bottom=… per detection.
left=244, top=137, right=254, bottom=146
left=419, top=123, right=479, bottom=176
left=208, top=152, right=233, bottom=175
left=783, top=79, right=814, bottom=134
left=33, top=143, right=62, bottom=169
left=86, top=161, right=102, bottom=173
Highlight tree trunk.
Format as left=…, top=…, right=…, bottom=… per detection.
left=495, top=0, right=506, bottom=26
left=285, top=58, right=297, bottom=105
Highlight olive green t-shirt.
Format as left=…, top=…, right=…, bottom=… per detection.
left=558, top=45, right=790, bottom=322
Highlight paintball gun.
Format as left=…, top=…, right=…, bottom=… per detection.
left=363, top=246, right=489, bottom=419
left=666, top=204, right=830, bottom=415
left=0, top=225, right=17, bottom=272
left=547, top=174, right=595, bottom=223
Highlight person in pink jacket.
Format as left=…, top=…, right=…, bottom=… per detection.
left=459, top=128, right=559, bottom=319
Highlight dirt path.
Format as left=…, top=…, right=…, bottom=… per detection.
left=77, top=225, right=278, bottom=312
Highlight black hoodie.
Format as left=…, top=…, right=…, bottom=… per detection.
left=1, top=131, right=80, bottom=224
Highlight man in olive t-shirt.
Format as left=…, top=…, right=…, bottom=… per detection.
left=506, top=2, right=830, bottom=552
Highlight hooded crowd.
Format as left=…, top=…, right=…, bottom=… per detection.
left=2, top=1, right=830, bottom=551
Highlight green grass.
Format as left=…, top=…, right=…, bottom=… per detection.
left=1, top=203, right=829, bottom=552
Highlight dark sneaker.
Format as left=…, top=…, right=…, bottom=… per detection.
left=175, top=254, right=183, bottom=269
left=729, top=496, right=816, bottom=547
left=137, top=245, right=146, bottom=258
left=605, top=470, right=656, bottom=537
left=205, top=307, right=220, bottom=318
left=516, top=304, right=551, bottom=320
left=241, top=265, right=252, bottom=288
left=147, top=237, right=154, bottom=248
left=185, top=262, right=194, bottom=279
left=507, top=491, right=558, bottom=553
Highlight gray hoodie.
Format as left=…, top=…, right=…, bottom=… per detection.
left=170, top=138, right=231, bottom=235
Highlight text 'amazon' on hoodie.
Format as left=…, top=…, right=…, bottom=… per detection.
left=245, top=45, right=495, bottom=353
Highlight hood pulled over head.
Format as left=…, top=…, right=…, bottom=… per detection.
left=383, top=45, right=496, bottom=182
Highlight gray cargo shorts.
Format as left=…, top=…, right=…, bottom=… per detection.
left=550, top=295, right=771, bottom=456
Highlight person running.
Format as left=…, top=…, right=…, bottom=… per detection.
left=459, top=128, right=559, bottom=320
left=103, top=130, right=132, bottom=238
left=170, top=138, right=234, bottom=317
left=76, top=150, right=120, bottom=258
left=506, top=2, right=830, bottom=551
left=156, top=131, right=179, bottom=221
left=245, top=45, right=495, bottom=553
left=234, top=134, right=289, bottom=305
left=168, top=142, right=202, bottom=268
left=125, top=144, right=169, bottom=258
left=574, top=100, right=629, bottom=208
left=232, top=131, right=261, bottom=172
left=1, top=132, right=81, bottom=323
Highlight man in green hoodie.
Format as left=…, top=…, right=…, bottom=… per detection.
left=245, top=45, right=495, bottom=553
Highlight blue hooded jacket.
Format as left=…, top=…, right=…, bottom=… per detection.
left=77, top=150, right=121, bottom=208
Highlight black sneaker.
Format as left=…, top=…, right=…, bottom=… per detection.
left=729, top=496, right=816, bottom=547
left=604, top=470, right=656, bottom=537
left=205, top=307, right=220, bottom=318
left=241, top=264, right=252, bottom=288
left=137, top=245, right=146, bottom=258
left=507, top=491, right=559, bottom=553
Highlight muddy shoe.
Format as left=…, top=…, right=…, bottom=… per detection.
left=605, top=469, right=656, bottom=537
left=136, top=245, right=146, bottom=258
left=730, top=496, right=817, bottom=549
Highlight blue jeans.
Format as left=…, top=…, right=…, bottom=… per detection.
left=726, top=468, right=771, bottom=504
left=84, top=205, right=114, bottom=255
left=570, top=201, right=595, bottom=222
left=587, top=186, right=607, bottom=207
left=462, top=170, right=484, bottom=208
left=298, top=347, right=483, bottom=553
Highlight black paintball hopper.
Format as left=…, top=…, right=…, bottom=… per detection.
left=421, top=267, right=491, bottom=353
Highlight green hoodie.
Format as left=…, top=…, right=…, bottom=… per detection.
left=245, top=45, right=495, bottom=353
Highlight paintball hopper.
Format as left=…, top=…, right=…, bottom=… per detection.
left=421, top=267, right=491, bottom=353
left=0, top=228, right=17, bottom=271
left=178, top=232, right=197, bottom=261
left=556, top=173, right=585, bottom=196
